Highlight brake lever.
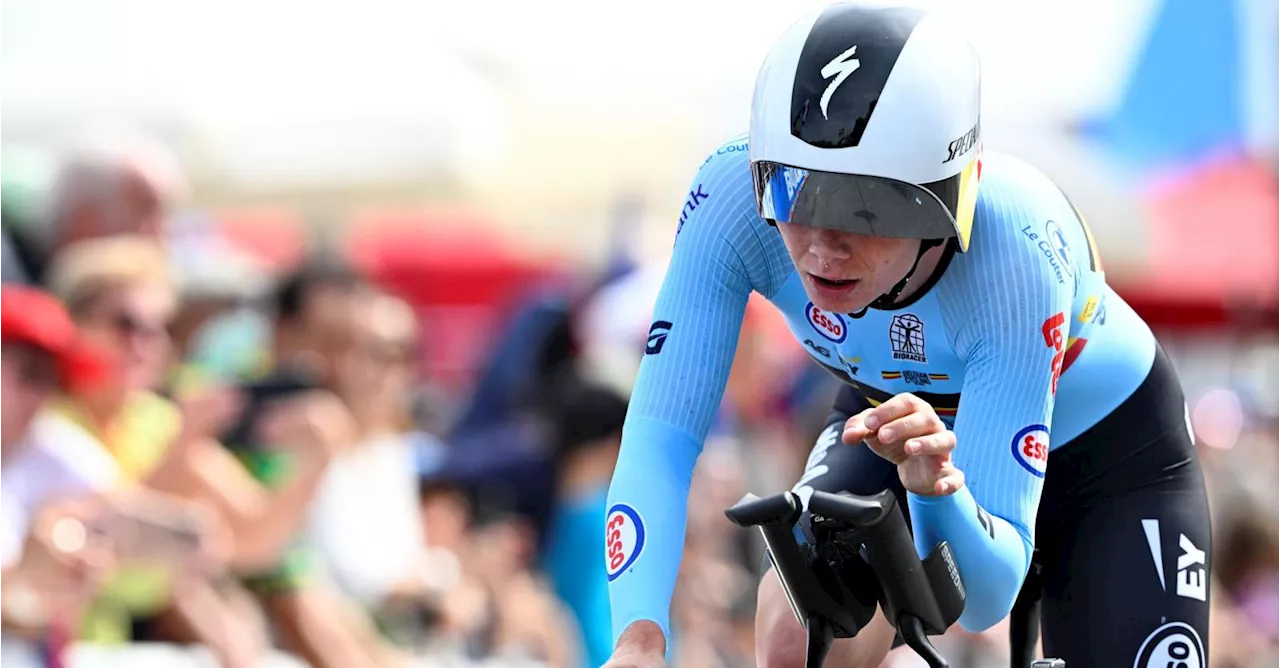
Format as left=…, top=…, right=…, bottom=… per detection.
left=898, top=613, right=950, bottom=668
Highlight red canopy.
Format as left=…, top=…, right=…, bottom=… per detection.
left=344, top=210, right=560, bottom=306
left=214, top=208, right=308, bottom=270
left=344, top=210, right=567, bottom=389
left=1116, top=156, right=1278, bottom=330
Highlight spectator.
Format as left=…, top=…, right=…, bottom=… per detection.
left=414, top=463, right=580, bottom=667
left=156, top=256, right=404, bottom=668
left=31, top=130, right=185, bottom=284
left=0, top=286, right=224, bottom=664
left=43, top=236, right=183, bottom=481
left=465, top=503, right=581, bottom=668
left=39, top=237, right=260, bottom=665
left=167, top=222, right=274, bottom=386
left=1, top=285, right=114, bottom=569
left=540, top=380, right=629, bottom=668
left=307, top=290, right=435, bottom=614
left=1216, top=506, right=1279, bottom=644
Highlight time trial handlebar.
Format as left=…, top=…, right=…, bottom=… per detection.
left=725, top=489, right=965, bottom=668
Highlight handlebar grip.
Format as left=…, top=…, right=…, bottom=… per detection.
left=807, top=491, right=952, bottom=634
left=725, top=492, right=874, bottom=639
left=805, top=488, right=895, bottom=526
left=724, top=492, right=801, bottom=528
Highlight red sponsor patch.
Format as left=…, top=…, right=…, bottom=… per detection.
left=1041, top=312, right=1065, bottom=394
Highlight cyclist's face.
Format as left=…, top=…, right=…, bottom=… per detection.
left=777, top=223, right=919, bottom=313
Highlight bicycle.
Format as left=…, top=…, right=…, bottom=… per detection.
left=725, top=489, right=1065, bottom=668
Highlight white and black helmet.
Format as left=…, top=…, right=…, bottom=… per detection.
left=749, top=1, right=983, bottom=252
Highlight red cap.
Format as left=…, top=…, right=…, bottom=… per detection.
left=1, top=286, right=111, bottom=388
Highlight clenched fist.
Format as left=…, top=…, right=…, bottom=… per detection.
left=842, top=392, right=965, bottom=497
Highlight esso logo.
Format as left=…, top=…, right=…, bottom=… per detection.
left=1135, top=622, right=1205, bottom=668
left=605, top=504, right=646, bottom=582
left=1011, top=424, right=1050, bottom=478
left=806, top=302, right=847, bottom=343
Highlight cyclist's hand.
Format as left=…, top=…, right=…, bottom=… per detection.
left=603, top=621, right=668, bottom=668
left=843, top=392, right=965, bottom=497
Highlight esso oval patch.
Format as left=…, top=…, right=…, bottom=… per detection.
left=605, top=504, right=645, bottom=582
left=1134, top=622, right=1204, bottom=668
left=806, top=302, right=847, bottom=343
left=1011, top=424, right=1050, bottom=478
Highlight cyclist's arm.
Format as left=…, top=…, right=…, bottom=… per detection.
left=913, top=188, right=1074, bottom=632
left=607, top=147, right=765, bottom=646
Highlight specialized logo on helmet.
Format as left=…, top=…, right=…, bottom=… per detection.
left=943, top=122, right=980, bottom=164
left=1011, top=424, right=1049, bottom=477
left=789, top=4, right=927, bottom=148
left=1133, top=622, right=1204, bottom=668
left=806, top=302, right=847, bottom=343
left=819, top=44, right=860, bottom=120
left=605, top=504, right=646, bottom=582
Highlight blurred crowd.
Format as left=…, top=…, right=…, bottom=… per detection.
left=1, top=130, right=1276, bottom=668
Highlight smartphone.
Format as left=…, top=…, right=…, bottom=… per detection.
left=219, top=367, right=320, bottom=448
left=88, top=503, right=208, bottom=565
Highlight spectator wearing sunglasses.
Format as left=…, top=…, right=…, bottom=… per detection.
left=39, top=236, right=264, bottom=667
left=44, top=236, right=182, bottom=483
left=0, top=286, right=228, bottom=664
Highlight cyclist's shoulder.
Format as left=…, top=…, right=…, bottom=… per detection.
left=939, top=152, right=1083, bottom=303
left=962, top=152, right=1078, bottom=251
left=675, top=132, right=782, bottom=258
left=687, top=132, right=757, bottom=203
left=696, top=131, right=752, bottom=174
left=974, top=152, right=1073, bottom=217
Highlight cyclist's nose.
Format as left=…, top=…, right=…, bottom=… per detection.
left=809, top=229, right=853, bottom=264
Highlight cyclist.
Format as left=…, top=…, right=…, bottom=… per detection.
left=603, top=3, right=1211, bottom=667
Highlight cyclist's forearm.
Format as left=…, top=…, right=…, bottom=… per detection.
left=908, top=486, right=1031, bottom=632
left=606, top=417, right=701, bottom=646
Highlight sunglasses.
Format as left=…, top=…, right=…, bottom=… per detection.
left=108, top=311, right=171, bottom=342
left=359, top=340, right=416, bottom=367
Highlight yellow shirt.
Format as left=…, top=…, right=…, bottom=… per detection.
left=50, top=392, right=182, bottom=642
left=50, top=392, right=181, bottom=483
